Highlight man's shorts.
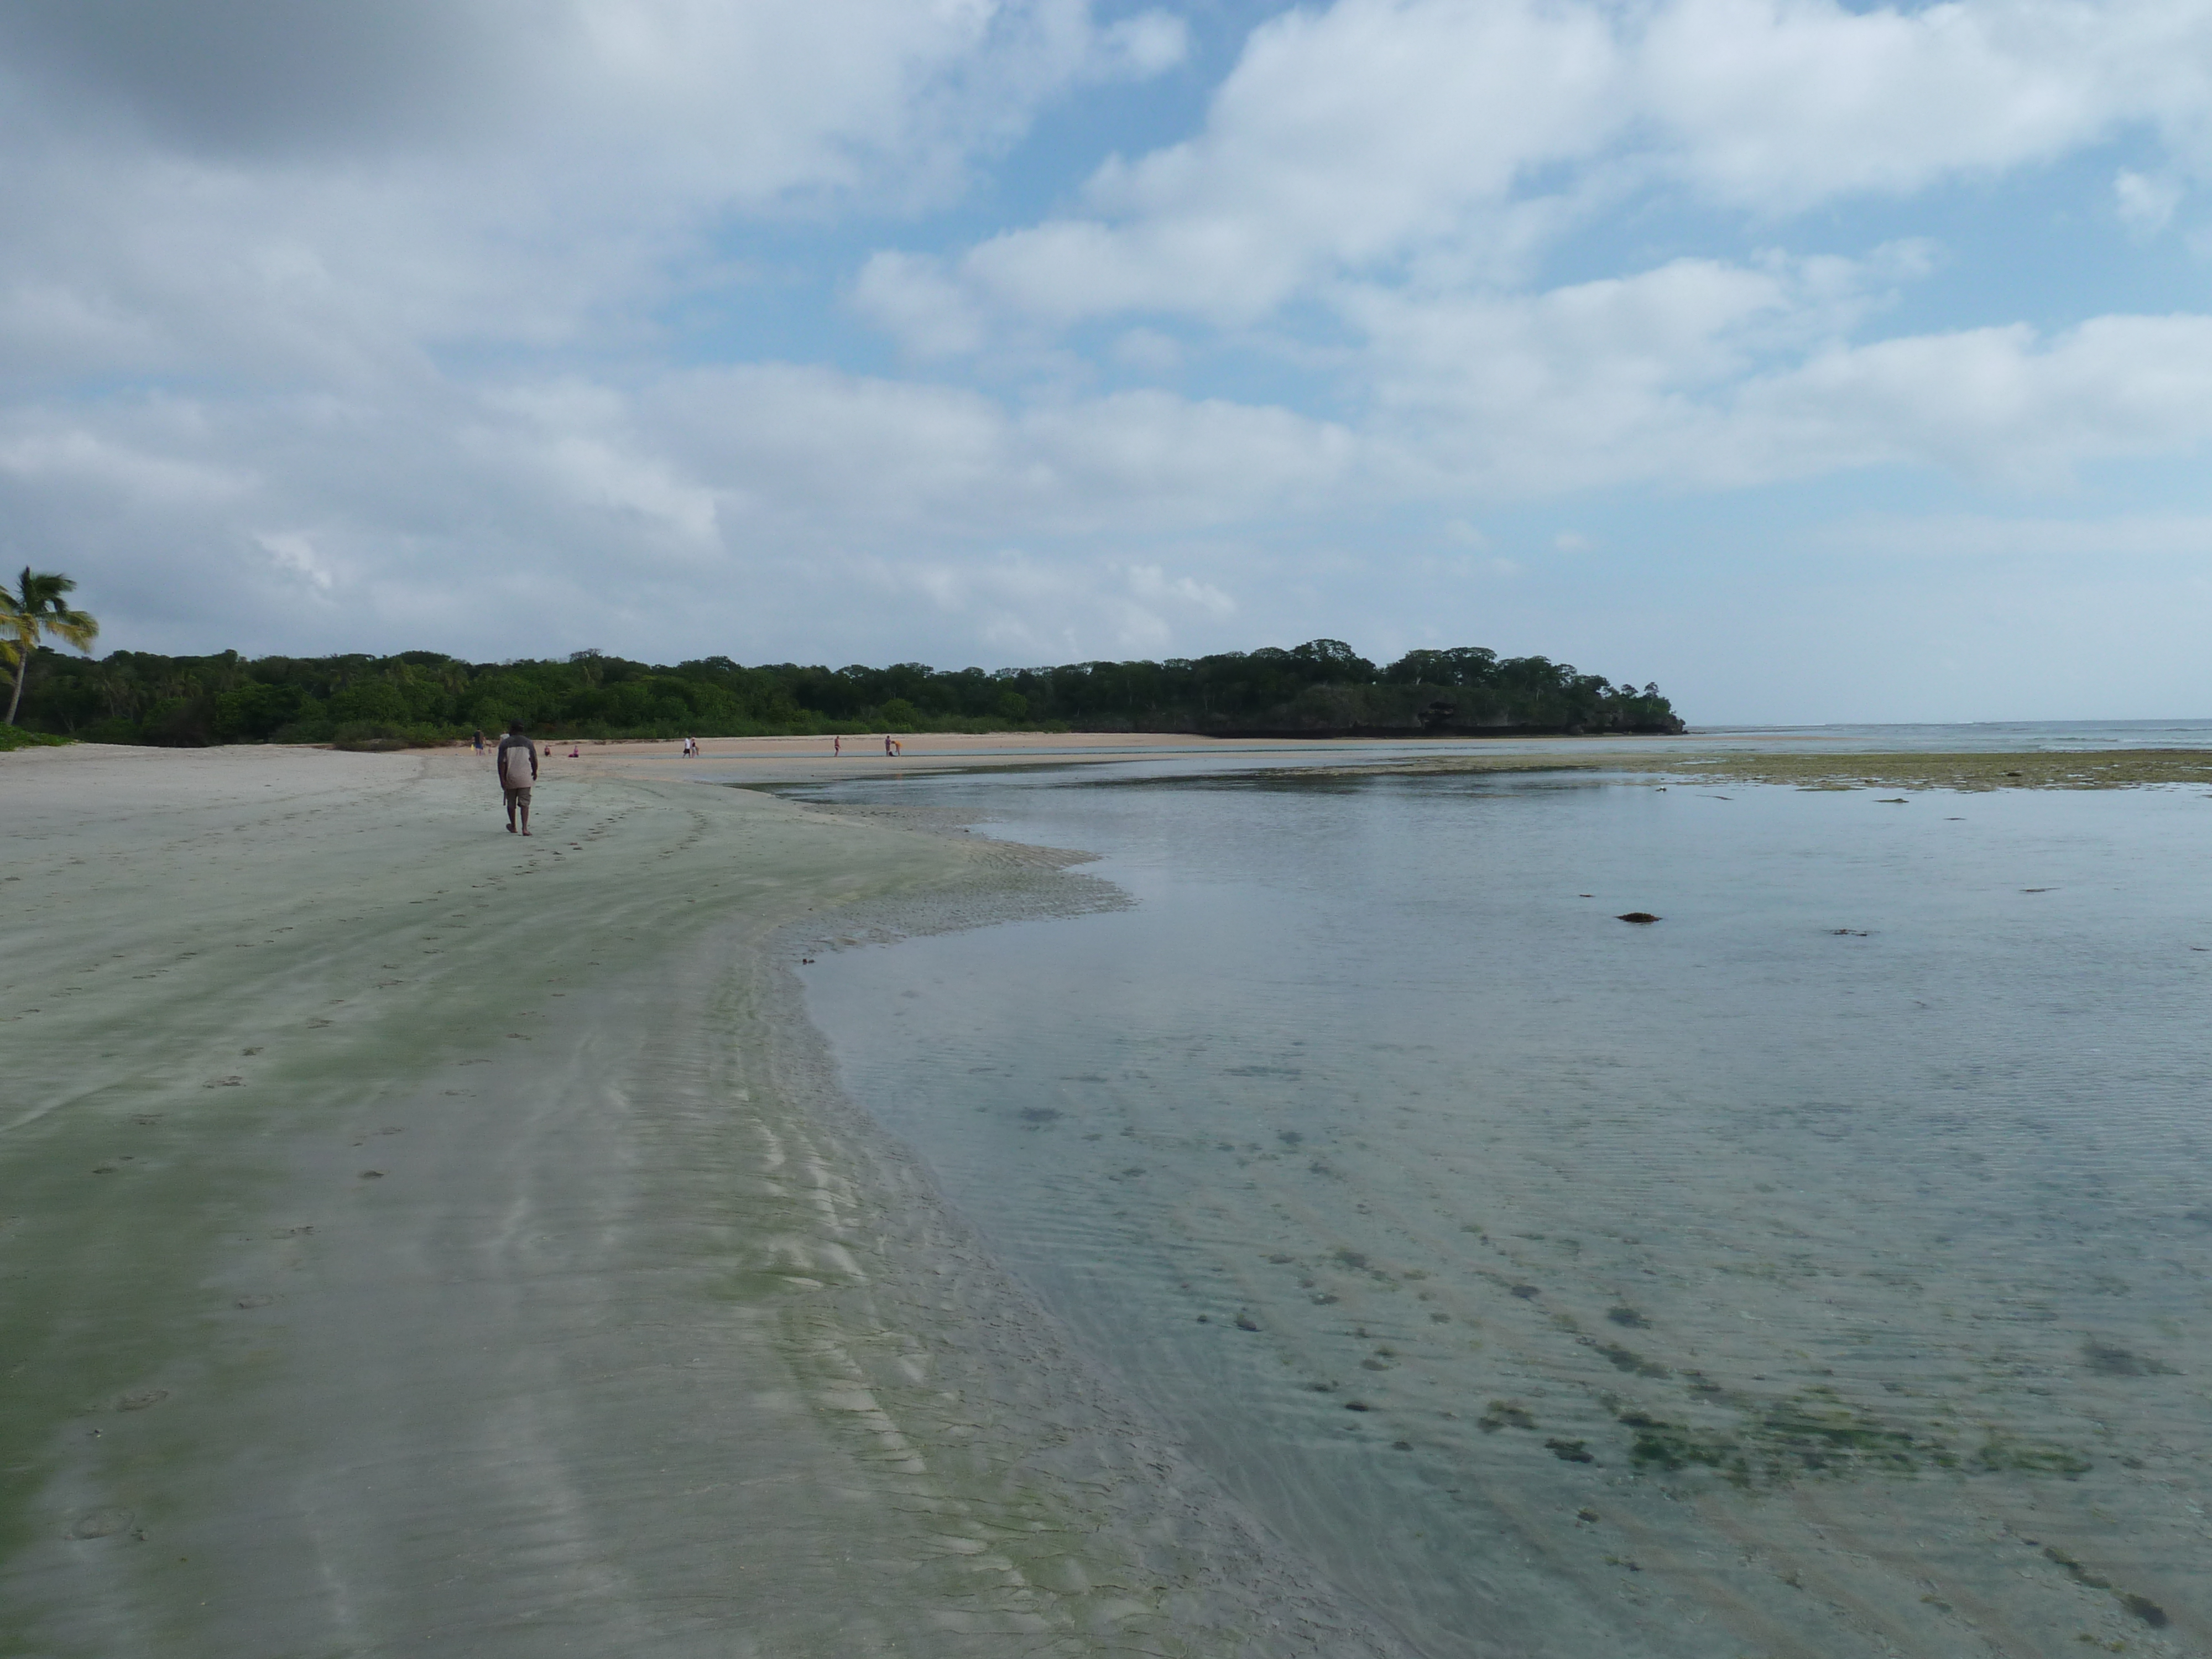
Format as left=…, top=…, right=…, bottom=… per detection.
left=504, top=786, right=533, bottom=808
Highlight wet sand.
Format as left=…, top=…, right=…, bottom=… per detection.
left=0, top=743, right=1408, bottom=1657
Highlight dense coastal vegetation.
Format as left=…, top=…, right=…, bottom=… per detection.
left=8, top=638, right=1681, bottom=747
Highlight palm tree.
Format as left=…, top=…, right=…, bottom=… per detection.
left=2, top=568, right=100, bottom=726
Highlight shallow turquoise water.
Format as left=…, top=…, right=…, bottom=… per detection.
left=799, top=763, right=2212, bottom=1657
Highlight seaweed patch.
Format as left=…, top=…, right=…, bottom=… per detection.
left=1613, top=1392, right=2092, bottom=1489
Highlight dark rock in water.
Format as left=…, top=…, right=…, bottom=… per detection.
left=1235, top=1312, right=1260, bottom=1331
left=1510, top=1284, right=1541, bottom=1299
left=2081, top=1339, right=2178, bottom=1376
left=1545, top=1438, right=1595, bottom=1463
left=1616, top=912, right=1660, bottom=924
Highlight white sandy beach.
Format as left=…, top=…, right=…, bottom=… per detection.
left=0, top=742, right=1410, bottom=1658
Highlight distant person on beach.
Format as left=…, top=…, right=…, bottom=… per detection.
left=884, top=734, right=901, bottom=757
left=833, top=735, right=841, bottom=757
left=497, top=719, right=537, bottom=836
left=472, top=728, right=484, bottom=754
left=570, top=742, right=579, bottom=758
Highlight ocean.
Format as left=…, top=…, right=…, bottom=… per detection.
left=794, top=728, right=2211, bottom=1657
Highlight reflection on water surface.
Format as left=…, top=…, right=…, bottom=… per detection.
left=800, top=764, right=2212, bottom=1658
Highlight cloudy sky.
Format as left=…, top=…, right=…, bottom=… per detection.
left=3, top=0, right=2209, bottom=721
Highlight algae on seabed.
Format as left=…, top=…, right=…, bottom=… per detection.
left=1661, top=749, right=2212, bottom=793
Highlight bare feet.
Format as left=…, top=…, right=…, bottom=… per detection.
left=521, top=829, right=531, bottom=836
left=507, top=825, right=517, bottom=833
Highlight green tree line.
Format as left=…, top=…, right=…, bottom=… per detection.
left=8, top=638, right=1681, bottom=747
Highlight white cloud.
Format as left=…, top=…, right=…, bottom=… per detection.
left=839, top=547, right=1231, bottom=661
left=1814, top=510, right=2212, bottom=559
left=1126, top=561, right=1235, bottom=615
left=257, top=531, right=336, bottom=593
left=1098, top=11, right=1191, bottom=78
left=1735, top=314, right=2212, bottom=484
left=0, top=0, right=1193, bottom=400
left=486, top=380, right=721, bottom=548
left=1112, top=326, right=1183, bottom=375
left=1354, top=255, right=2212, bottom=491
left=1635, top=0, right=2153, bottom=209
left=0, top=1, right=1180, bottom=205
left=952, top=0, right=1621, bottom=324
left=2114, top=169, right=2185, bottom=232
left=852, top=252, right=990, bottom=361
left=869, top=0, right=2212, bottom=345
left=644, top=366, right=1366, bottom=540
left=0, top=421, right=252, bottom=504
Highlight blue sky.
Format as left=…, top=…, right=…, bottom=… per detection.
left=2, top=0, right=2209, bottom=722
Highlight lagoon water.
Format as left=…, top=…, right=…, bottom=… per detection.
left=797, top=750, right=2212, bottom=1657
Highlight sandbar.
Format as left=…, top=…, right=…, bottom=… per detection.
left=0, top=742, right=1407, bottom=1657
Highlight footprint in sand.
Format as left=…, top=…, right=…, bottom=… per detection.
left=116, top=1389, right=169, bottom=1412
left=65, top=1509, right=133, bottom=1541
left=234, top=1294, right=274, bottom=1310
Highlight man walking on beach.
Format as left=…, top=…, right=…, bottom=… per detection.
left=497, top=719, right=538, bottom=836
